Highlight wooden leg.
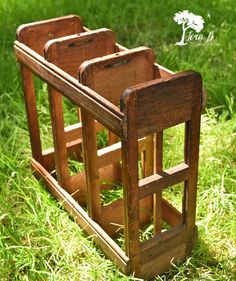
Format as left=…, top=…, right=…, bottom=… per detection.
left=20, top=65, right=43, bottom=164
left=81, top=110, right=101, bottom=221
left=184, top=109, right=201, bottom=253
left=153, top=132, right=163, bottom=235
left=143, top=135, right=154, bottom=228
left=122, top=97, right=140, bottom=275
left=48, top=86, right=71, bottom=190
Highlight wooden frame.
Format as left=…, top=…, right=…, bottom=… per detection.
left=15, top=15, right=203, bottom=279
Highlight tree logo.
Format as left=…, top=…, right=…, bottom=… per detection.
left=174, top=10, right=205, bottom=45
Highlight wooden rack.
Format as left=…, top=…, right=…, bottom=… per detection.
left=15, top=15, right=203, bottom=279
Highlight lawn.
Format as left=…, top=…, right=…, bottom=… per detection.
left=0, top=0, right=235, bottom=280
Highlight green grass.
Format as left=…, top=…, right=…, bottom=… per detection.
left=0, top=0, right=235, bottom=280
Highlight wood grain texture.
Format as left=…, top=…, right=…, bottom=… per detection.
left=81, top=110, right=101, bottom=221
left=45, top=28, right=116, bottom=78
left=139, top=163, right=189, bottom=199
left=153, top=132, right=163, bottom=234
left=20, top=65, right=44, bottom=164
left=17, top=15, right=83, bottom=56
left=183, top=73, right=202, bottom=254
left=121, top=93, right=141, bottom=275
left=121, top=71, right=200, bottom=138
left=79, top=46, right=158, bottom=106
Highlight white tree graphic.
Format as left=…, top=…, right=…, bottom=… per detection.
left=174, top=10, right=204, bottom=45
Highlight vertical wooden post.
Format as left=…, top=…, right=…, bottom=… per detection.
left=48, top=86, right=71, bottom=190
left=20, top=65, right=44, bottom=164
left=121, top=94, right=140, bottom=275
left=145, top=135, right=154, bottom=176
left=81, top=110, right=101, bottom=222
left=153, top=132, right=163, bottom=235
left=183, top=77, right=202, bottom=253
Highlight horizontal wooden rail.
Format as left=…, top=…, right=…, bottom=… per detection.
left=140, top=225, right=186, bottom=261
left=139, top=163, right=189, bottom=199
left=98, top=137, right=146, bottom=168
left=65, top=121, right=104, bottom=143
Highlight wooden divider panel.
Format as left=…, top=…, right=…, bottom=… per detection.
left=44, top=28, right=117, bottom=78
left=44, top=28, right=118, bottom=199
left=79, top=47, right=160, bottom=106
left=79, top=47, right=161, bottom=273
left=16, top=15, right=83, bottom=56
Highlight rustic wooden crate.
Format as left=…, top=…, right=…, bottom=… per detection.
left=14, top=15, right=203, bottom=279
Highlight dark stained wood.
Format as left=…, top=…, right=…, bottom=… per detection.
left=17, top=15, right=83, bottom=56
left=121, top=72, right=199, bottom=138
left=183, top=73, right=202, bottom=254
left=70, top=164, right=122, bottom=205
left=153, top=132, right=163, bottom=234
left=64, top=121, right=104, bottom=143
left=139, top=163, right=189, bottom=199
left=100, top=195, right=154, bottom=237
left=121, top=93, right=141, bottom=275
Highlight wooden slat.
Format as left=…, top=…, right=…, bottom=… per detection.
left=161, top=198, right=182, bottom=227
left=42, top=138, right=82, bottom=172
left=81, top=110, right=101, bottom=221
left=121, top=92, right=141, bottom=275
left=140, top=243, right=186, bottom=279
left=44, top=28, right=116, bottom=78
left=48, top=86, right=71, bottom=191
left=183, top=73, right=202, bottom=254
left=20, top=65, right=44, bottom=164
left=100, top=195, right=153, bottom=237
left=15, top=41, right=123, bottom=118
left=139, top=225, right=197, bottom=279
left=14, top=43, right=124, bottom=137
left=140, top=225, right=186, bottom=262
left=153, top=132, right=163, bottom=235
left=70, top=163, right=122, bottom=193
left=17, top=15, right=83, bottom=56
left=157, top=64, right=174, bottom=78
left=31, top=158, right=130, bottom=274
left=42, top=137, right=146, bottom=174
left=139, top=163, right=189, bottom=199
left=98, top=142, right=122, bottom=167
left=64, top=121, right=104, bottom=143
